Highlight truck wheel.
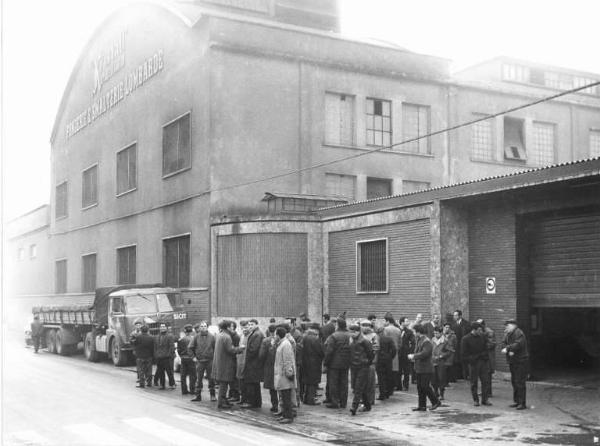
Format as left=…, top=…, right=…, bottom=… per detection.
left=56, top=329, right=72, bottom=356
left=110, top=338, right=128, bottom=366
left=84, top=332, right=100, bottom=362
left=46, top=329, right=57, bottom=354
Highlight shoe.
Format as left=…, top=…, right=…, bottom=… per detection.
left=350, top=407, right=357, bottom=416
left=210, top=395, right=217, bottom=402
left=516, top=404, right=527, bottom=410
left=239, top=403, right=253, bottom=408
left=430, top=402, right=441, bottom=411
left=325, top=403, right=340, bottom=409
left=159, top=386, right=166, bottom=390
left=217, top=404, right=232, bottom=409
left=358, top=406, right=371, bottom=412
left=482, top=401, right=492, bottom=406
left=270, top=407, right=279, bottom=412
left=278, top=418, right=293, bottom=424
left=182, top=391, right=189, bottom=395
left=273, top=411, right=283, bottom=417
left=322, top=399, right=331, bottom=404
left=190, top=396, right=202, bottom=402
left=228, top=397, right=240, bottom=403
left=146, top=384, right=152, bottom=388
left=136, top=385, right=145, bottom=388
left=509, top=403, right=519, bottom=408
left=412, top=407, right=426, bottom=411
left=377, top=395, right=387, bottom=401
left=473, top=401, right=480, bottom=407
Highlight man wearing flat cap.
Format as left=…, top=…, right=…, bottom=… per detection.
left=501, top=319, right=529, bottom=410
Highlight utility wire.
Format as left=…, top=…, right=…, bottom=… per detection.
left=209, top=80, right=600, bottom=194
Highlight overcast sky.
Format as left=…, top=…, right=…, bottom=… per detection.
left=3, top=0, right=600, bottom=221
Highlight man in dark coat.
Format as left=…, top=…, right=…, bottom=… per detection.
left=348, top=324, right=374, bottom=415
left=213, top=320, right=245, bottom=409
left=154, top=323, right=176, bottom=389
left=375, top=326, right=396, bottom=400
left=228, top=321, right=242, bottom=401
left=130, top=325, right=154, bottom=387
left=177, top=324, right=197, bottom=395
left=408, top=324, right=441, bottom=411
left=452, top=310, right=471, bottom=380
left=461, top=322, right=491, bottom=406
left=30, top=316, right=43, bottom=353
left=501, top=319, right=529, bottom=410
left=324, top=318, right=351, bottom=409
left=260, top=324, right=279, bottom=412
left=320, top=314, right=336, bottom=343
left=301, top=323, right=324, bottom=405
left=241, top=319, right=265, bottom=408
left=189, top=320, right=216, bottom=402
left=398, top=317, right=415, bottom=392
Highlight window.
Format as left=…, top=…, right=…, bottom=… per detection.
left=367, top=177, right=392, bottom=199
left=111, top=297, right=123, bottom=314
left=117, top=143, right=137, bottom=195
left=18, top=248, right=25, bottom=261
left=545, top=72, right=572, bottom=90
left=29, top=244, right=37, bottom=259
left=402, top=104, right=430, bottom=154
left=502, top=64, right=530, bottom=83
left=324, top=92, right=355, bottom=146
left=117, top=246, right=136, bottom=285
left=471, top=117, right=494, bottom=161
left=325, top=173, right=356, bottom=201
left=590, top=130, right=600, bottom=157
left=82, top=253, right=97, bottom=292
left=163, top=113, right=191, bottom=176
left=55, top=181, right=68, bottom=219
left=574, top=77, right=599, bottom=95
left=503, top=117, right=527, bottom=161
left=366, top=98, right=392, bottom=148
left=356, top=238, right=388, bottom=293
left=82, top=164, right=98, bottom=208
left=163, top=235, right=190, bottom=288
left=531, top=122, right=555, bottom=166
left=55, top=259, right=67, bottom=294
left=403, top=180, right=430, bottom=194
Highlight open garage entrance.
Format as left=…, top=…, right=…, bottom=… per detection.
left=517, top=207, right=600, bottom=382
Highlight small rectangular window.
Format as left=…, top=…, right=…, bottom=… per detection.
left=82, top=164, right=98, bottom=208
left=325, top=173, right=356, bottom=201
left=531, top=122, right=555, bottom=166
left=544, top=72, right=572, bottom=90
left=163, top=113, right=191, bottom=176
left=471, top=116, right=494, bottom=161
left=112, top=297, right=123, bottom=314
left=117, top=143, right=137, bottom=195
left=29, top=244, right=37, bottom=259
left=574, top=77, right=599, bottom=95
left=163, top=235, right=190, bottom=288
left=82, top=253, right=97, bottom=292
left=402, top=103, right=430, bottom=154
left=503, top=117, right=527, bottom=161
left=366, top=98, right=392, bottom=148
left=324, top=92, right=355, bottom=146
left=117, top=246, right=136, bottom=285
left=366, top=177, right=392, bottom=200
left=55, top=259, right=67, bottom=294
left=590, top=130, right=600, bottom=157
left=55, top=181, right=68, bottom=219
left=356, top=238, right=388, bottom=293
left=502, top=64, right=530, bottom=83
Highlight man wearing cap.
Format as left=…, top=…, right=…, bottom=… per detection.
left=177, top=324, right=197, bottom=395
left=189, top=320, right=216, bottom=402
left=501, top=319, right=529, bottom=410
left=131, top=325, right=154, bottom=388
left=461, top=322, right=491, bottom=406
left=30, top=315, right=43, bottom=354
left=324, top=318, right=351, bottom=409
left=348, top=324, right=374, bottom=415
left=477, top=318, right=496, bottom=398
left=241, top=319, right=265, bottom=408
left=301, top=322, right=324, bottom=405
left=130, top=319, right=143, bottom=382
left=154, top=323, right=176, bottom=389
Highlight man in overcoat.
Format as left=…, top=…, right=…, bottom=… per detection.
left=324, top=318, right=351, bottom=409
left=408, top=324, right=441, bottom=411
left=154, top=324, right=176, bottom=389
left=212, top=320, right=245, bottom=408
left=301, top=323, right=324, bottom=405
left=383, top=313, right=402, bottom=394
left=274, top=327, right=296, bottom=424
left=259, top=324, right=279, bottom=412
left=241, top=319, right=265, bottom=408
left=398, top=317, right=415, bottom=392
left=501, top=319, right=529, bottom=410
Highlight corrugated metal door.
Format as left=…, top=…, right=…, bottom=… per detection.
left=217, top=233, right=308, bottom=317
left=530, top=210, right=600, bottom=307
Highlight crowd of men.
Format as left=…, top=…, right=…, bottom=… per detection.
left=127, top=310, right=530, bottom=424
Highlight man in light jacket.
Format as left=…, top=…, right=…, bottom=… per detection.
left=274, top=326, right=296, bottom=424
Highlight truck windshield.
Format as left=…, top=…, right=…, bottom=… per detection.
left=156, top=293, right=175, bottom=312
left=126, top=294, right=157, bottom=314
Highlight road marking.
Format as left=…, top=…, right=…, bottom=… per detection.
left=6, top=430, right=53, bottom=445
left=123, top=417, right=220, bottom=445
left=64, top=423, right=134, bottom=446
left=173, top=413, right=295, bottom=445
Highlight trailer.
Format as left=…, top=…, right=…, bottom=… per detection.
left=32, top=284, right=188, bottom=366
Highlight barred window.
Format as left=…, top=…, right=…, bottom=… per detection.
left=117, top=246, right=136, bottom=285
left=357, top=238, right=388, bottom=293
left=82, top=253, right=97, bottom=292
left=117, top=143, right=137, bottom=195
left=590, top=130, right=600, bottom=157
left=325, top=93, right=355, bottom=146
left=163, top=235, right=190, bottom=288
left=402, top=104, right=430, bottom=154
left=82, top=164, right=98, bottom=208
left=471, top=117, right=494, bottom=161
left=366, top=98, right=392, bottom=148
left=531, top=122, right=555, bottom=166
left=55, top=259, right=67, bottom=294
left=367, top=177, right=392, bottom=199
left=163, top=113, right=191, bottom=176
left=55, top=181, right=68, bottom=219
left=325, top=173, right=356, bottom=201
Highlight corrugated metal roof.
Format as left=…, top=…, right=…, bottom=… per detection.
left=262, top=192, right=347, bottom=202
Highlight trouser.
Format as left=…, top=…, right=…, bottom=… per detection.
left=32, top=335, right=41, bottom=352
left=469, top=359, right=490, bottom=402
left=416, top=373, right=439, bottom=408
left=268, top=389, right=279, bottom=409
left=195, top=360, right=215, bottom=395
left=297, top=366, right=304, bottom=401
left=239, top=378, right=247, bottom=403
left=217, top=380, right=231, bottom=406
left=327, top=368, right=349, bottom=408
left=376, top=360, right=393, bottom=397
left=509, top=361, right=528, bottom=406
left=280, top=389, right=293, bottom=420
left=180, top=358, right=197, bottom=394
left=136, top=358, right=153, bottom=386
left=155, top=357, right=175, bottom=387
left=228, top=377, right=240, bottom=399
left=245, top=382, right=262, bottom=407
left=350, top=366, right=370, bottom=410
left=432, top=364, right=447, bottom=397
left=303, top=384, right=317, bottom=403
left=462, top=359, right=470, bottom=380
left=398, top=358, right=412, bottom=390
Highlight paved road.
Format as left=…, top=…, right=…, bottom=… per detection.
left=2, top=340, right=324, bottom=446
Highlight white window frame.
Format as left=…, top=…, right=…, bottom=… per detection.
left=81, top=162, right=99, bottom=210
left=116, top=141, right=138, bottom=197
left=55, top=180, right=68, bottom=220
left=116, top=243, right=137, bottom=285
left=29, top=244, right=37, bottom=259
left=81, top=251, right=98, bottom=293
left=162, top=111, right=192, bottom=179
left=356, top=237, right=389, bottom=294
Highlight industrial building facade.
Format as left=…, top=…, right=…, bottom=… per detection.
left=7, top=0, right=600, bottom=372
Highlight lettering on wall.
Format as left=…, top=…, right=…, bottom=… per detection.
left=201, top=0, right=270, bottom=13
left=65, top=31, right=165, bottom=141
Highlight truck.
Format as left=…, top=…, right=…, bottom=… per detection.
left=32, top=284, right=189, bottom=366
